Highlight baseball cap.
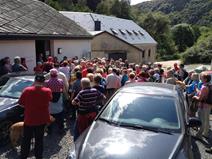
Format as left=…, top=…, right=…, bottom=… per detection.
left=35, top=74, right=45, bottom=83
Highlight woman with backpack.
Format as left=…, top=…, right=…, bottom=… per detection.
left=192, top=73, right=211, bottom=139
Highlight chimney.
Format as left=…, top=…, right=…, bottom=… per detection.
left=94, top=20, right=101, bottom=31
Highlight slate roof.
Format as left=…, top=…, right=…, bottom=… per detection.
left=0, top=0, right=91, bottom=39
left=89, top=31, right=143, bottom=51
left=60, top=12, right=157, bottom=45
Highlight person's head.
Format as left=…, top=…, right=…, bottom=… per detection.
left=81, top=78, right=91, bottom=89
left=37, top=61, right=42, bottom=66
left=122, top=68, right=128, bottom=75
left=47, top=56, right=53, bottom=62
left=34, top=74, right=45, bottom=84
left=4, top=57, right=10, bottom=64
left=54, top=63, right=60, bottom=69
left=86, top=73, right=94, bottom=82
left=201, top=73, right=211, bottom=83
left=96, top=68, right=103, bottom=75
left=50, top=68, right=58, bottom=78
left=191, top=73, right=199, bottom=81
left=108, top=67, right=113, bottom=74
left=14, top=56, right=21, bottom=64
left=94, top=74, right=102, bottom=84
left=76, top=71, right=82, bottom=80
left=129, top=72, right=135, bottom=80
left=174, top=63, right=178, bottom=68
left=180, top=64, right=184, bottom=69
left=63, top=56, right=67, bottom=60
left=166, top=70, right=174, bottom=78
left=62, top=61, right=68, bottom=67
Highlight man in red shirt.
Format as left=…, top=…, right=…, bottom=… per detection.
left=19, top=74, right=52, bottom=159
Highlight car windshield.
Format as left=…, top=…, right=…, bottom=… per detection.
left=0, top=77, right=33, bottom=98
left=100, top=92, right=180, bottom=131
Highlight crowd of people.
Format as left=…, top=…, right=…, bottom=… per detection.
left=0, top=55, right=211, bottom=158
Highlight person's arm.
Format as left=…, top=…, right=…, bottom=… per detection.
left=193, top=86, right=209, bottom=102
left=18, top=89, right=27, bottom=107
left=72, top=92, right=81, bottom=106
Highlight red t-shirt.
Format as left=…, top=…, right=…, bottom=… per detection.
left=18, top=86, right=52, bottom=126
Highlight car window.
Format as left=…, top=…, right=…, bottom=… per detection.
left=0, top=77, right=33, bottom=98
left=100, top=92, right=180, bottom=131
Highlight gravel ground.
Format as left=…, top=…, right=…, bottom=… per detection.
left=0, top=120, right=74, bottom=159
left=0, top=118, right=211, bottom=159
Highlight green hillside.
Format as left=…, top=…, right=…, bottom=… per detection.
left=135, top=0, right=212, bottom=26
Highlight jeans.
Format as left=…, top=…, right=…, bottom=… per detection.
left=20, top=124, right=45, bottom=159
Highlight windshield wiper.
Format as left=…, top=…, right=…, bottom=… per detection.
left=118, top=123, right=173, bottom=135
left=98, top=117, right=120, bottom=125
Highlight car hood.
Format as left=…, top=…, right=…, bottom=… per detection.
left=0, top=97, right=18, bottom=112
left=76, top=121, right=182, bottom=159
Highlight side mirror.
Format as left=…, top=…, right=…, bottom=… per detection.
left=188, top=117, right=201, bottom=128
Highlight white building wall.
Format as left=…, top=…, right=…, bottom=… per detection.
left=0, top=40, right=36, bottom=73
left=53, top=40, right=91, bottom=61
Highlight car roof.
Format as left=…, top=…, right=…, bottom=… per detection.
left=119, top=82, right=179, bottom=97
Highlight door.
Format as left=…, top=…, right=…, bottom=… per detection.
left=35, top=40, right=50, bottom=63
left=108, top=52, right=127, bottom=61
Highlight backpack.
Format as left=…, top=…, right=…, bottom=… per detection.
left=206, top=84, right=212, bottom=105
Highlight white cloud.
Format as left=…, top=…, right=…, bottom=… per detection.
left=131, top=0, right=151, bottom=5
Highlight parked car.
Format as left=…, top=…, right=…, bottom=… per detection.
left=67, top=83, right=201, bottom=159
left=0, top=74, right=34, bottom=145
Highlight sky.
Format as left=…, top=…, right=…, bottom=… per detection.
left=131, top=0, right=151, bottom=5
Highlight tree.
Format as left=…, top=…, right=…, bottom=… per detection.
left=171, top=23, right=196, bottom=52
left=110, top=0, right=131, bottom=19
left=139, top=12, right=176, bottom=56
left=96, top=0, right=111, bottom=15
left=86, top=0, right=101, bottom=12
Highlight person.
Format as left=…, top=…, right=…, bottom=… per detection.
left=125, top=72, right=136, bottom=84
left=43, top=56, right=54, bottom=73
left=18, top=74, right=52, bottom=159
left=72, top=78, right=105, bottom=140
left=59, top=61, right=70, bottom=80
left=106, top=68, right=121, bottom=99
left=179, top=64, right=188, bottom=81
left=192, top=73, right=211, bottom=139
left=0, top=57, right=12, bottom=76
left=34, top=62, right=43, bottom=74
left=93, top=74, right=106, bottom=110
left=12, top=56, right=27, bottom=72
left=70, top=71, right=82, bottom=120
left=165, top=70, right=177, bottom=85
left=121, top=68, right=129, bottom=86
left=45, top=69, right=65, bottom=134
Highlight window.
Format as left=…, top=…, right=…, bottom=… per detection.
left=139, top=31, right=144, bottom=36
left=148, top=49, right=151, bottom=57
left=110, top=28, right=118, bottom=34
left=119, top=29, right=126, bottom=35
left=142, top=50, right=145, bottom=58
left=133, top=30, right=138, bottom=35
left=100, top=93, right=180, bottom=131
left=126, top=30, right=132, bottom=35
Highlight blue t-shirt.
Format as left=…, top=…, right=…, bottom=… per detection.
left=186, top=80, right=199, bottom=94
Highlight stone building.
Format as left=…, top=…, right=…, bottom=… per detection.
left=61, top=11, right=157, bottom=64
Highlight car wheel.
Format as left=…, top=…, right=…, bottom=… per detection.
left=0, top=121, right=13, bottom=146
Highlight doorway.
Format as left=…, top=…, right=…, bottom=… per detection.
left=35, top=40, right=51, bottom=63
left=108, top=52, right=127, bottom=61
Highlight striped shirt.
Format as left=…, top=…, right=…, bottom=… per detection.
left=74, top=87, right=104, bottom=113
left=45, top=78, right=64, bottom=92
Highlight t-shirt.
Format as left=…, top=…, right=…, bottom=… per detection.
left=18, top=86, right=52, bottom=126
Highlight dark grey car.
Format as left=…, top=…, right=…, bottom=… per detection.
left=67, top=83, right=201, bottom=159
